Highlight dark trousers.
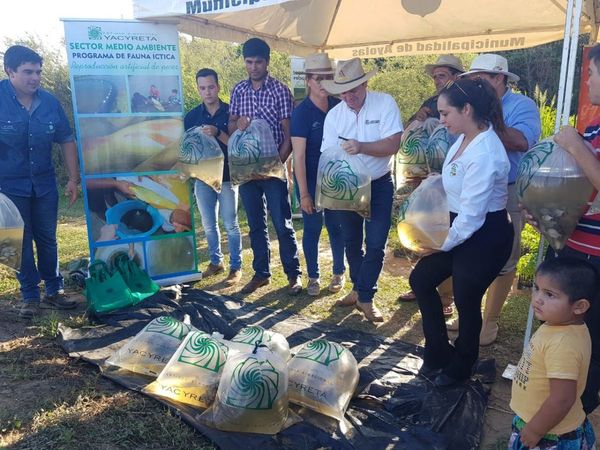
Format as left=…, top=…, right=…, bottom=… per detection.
left=239, top=178, right=301, bottom=279
left=6, top=189, right=63, bottom=302
left=546, top=246, right=600, bottom=414
left=410, top=210, right=514, bottom=379
left=339, top=172, right=393, bottom=303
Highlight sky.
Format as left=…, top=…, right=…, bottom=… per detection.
left=0, top=0, right=134, bottom=50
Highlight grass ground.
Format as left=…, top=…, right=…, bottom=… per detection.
left=1, top=190, right=598, bottom=449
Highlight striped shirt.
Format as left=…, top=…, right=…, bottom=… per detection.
left=229, top=74, right=294, bottom=148
left=566, top=121, right=600, bottom=256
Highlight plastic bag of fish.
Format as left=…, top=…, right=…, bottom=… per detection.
left=144, top=331, right=229, bottom=408
left=397, top=118, right=440, bottom=180
left=106, top=315, right=192, bottom=377
left=228, top=119, right=286, bottom=185
left=177, top=126, right=224, bottom=191
left=397, top=174, right=449, bottom=252
left=288, top=339, right=359, bottom=420
left=199, top=343, right=289, bottom=434
left=0, top=193, right=24, bottom=271
left=516, top=137, right=594, bottom=250
left=316, top=146, right=371, bottom=219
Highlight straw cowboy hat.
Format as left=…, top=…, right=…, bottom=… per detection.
left=424, top=54, right=465, bottom=77
left=460, top=53, right=520, bottom=82
left=321, top=58, right=377, bottom=95
left=300, top=53, right=335, bottom=75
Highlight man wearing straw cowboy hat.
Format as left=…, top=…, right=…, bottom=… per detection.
left=321, top=58, right=403, bottom=322
left=412, top=54, right=465, bottom=123
left=459, top=53, right=541, bottom=345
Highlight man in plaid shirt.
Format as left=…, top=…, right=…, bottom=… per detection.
left=228, top=38, right=302, bottom=295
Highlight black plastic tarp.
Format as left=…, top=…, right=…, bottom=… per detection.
left=58, top=289, right=494, bottom=450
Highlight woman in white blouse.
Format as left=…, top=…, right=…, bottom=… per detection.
left=409, top=78, right=514, bottom=387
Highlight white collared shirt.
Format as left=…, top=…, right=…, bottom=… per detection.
left=321, top=91, right=403, bottom=179
left=441, top=125, right=510, bottom=251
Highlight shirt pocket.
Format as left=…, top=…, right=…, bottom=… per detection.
left=0, top=119, right=27, bottom=147
left=30, top=116, right=57, bottom=146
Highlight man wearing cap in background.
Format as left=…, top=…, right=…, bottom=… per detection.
left=228, top=37, right=302, bottom=296
left=321, top=58, right=403, bottom=322
left=412, top=54, right=465, bottom=122
left=460, top=53, right=541, bottom=345
left=398, top=55, right=465, bottom=315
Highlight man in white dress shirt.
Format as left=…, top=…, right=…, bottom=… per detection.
left=321, top=58, right=403, bottom=322
left=461, top=54, right=541, bottom=345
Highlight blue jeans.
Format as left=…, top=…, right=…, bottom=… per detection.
left=295, top=176, right=345, bottom=279
left=239, top=178, right=301, bottom=279
left=6, top=189, right=63, bottom=302
left=194, top=180, right=242, bottom=271
left=339, top=172, right=393, bottom=303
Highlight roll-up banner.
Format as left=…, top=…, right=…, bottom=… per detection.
left=63, top=19, right=201, bottom=285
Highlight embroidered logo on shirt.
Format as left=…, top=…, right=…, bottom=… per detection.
left=449, top=162, right=458, bottom=176
left=311, top=121, right=321, bottom=130
left=365, top=119, right=380, bottom=125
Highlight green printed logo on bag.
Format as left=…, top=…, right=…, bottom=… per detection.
left=229, top=132, right=261, bottom=166
left=321, top=160, right=359, bottom=200
left=145, top=316, right=189, bottom=339
left=231, top=326, right=267, bottom=345
left=426, top=126, right=452, bottom=173
left=398, top=126, right=429, bottom=164
left=178, top=334, right=228, bottom=372
left=516, top=140, right=554, bottom=198
left=295, top=339, right=345, bottom=366
left=226, top=357, right=280, bottom=410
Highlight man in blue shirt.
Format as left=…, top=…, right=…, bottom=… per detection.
left=184, top=68, right=242, bottom=286
left=0, top=45, right=80, bottom=319
left=461, top=54, right=541, bottom=345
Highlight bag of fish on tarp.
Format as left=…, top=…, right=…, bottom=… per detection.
left=516, top=137, right=595, bottom=250
left=177, top=126, right=224, bottom=191
left=316, top=146, right=371, bottom=219
left=0, top=193, right=24, bottom=271
left=199, top=342, right=289, bottom=434
left=426, top=122, right=457, bottom=173
left=288, top=339, right=359, bottom=421
left=228, top=119, right=285, bottom=185
left=397, top=174, right=449, bottom=253
left=218, top=325, right=291, bottom=362
left=144, top=331, right=229, bottom=408
left=106, top=315, right=192, bottom=377
left=396, top=118, right=440, bottom=181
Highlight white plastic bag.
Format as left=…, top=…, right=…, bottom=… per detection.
left=426, top=123, right=456, bottom=173
left=228, top=119, right=285, bottom=185
left=178, top=126, right=224, bottom=191
left=106, top=315, right=192, bottom=377
left=288, top=339, right=359, bottom=420
left=516, top=137, right=594, bottom=250
left=143, top=331, right=229, bottom=408
left=397, top=118, right=439, bottom=180
left=397, top=174, right=449, bottom=252
left=316, top=146, right=371, bottom=219
left=0, top=193, right=24, bottom=271
left=199, top=345, right=289, bottom=434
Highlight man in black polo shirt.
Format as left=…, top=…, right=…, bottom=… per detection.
left=184, top=68, right=242, bottom=286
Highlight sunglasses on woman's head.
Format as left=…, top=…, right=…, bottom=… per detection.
left=444, top=80, right=469, bottom=98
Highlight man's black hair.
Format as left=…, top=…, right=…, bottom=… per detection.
left=536, top=257, right=599, bottom=304
left=3, top=45, right=42, bottom=72
left=242, top=38, right=270, bottom=62
left=589, top=44, right=600, bottom=73
left=195, top=68, right=219, bottom=85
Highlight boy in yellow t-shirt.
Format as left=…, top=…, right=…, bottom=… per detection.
left=509, top=258, right=597, bottom=450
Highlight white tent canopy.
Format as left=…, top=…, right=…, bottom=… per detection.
left=134, top=0, right=600, bottom=58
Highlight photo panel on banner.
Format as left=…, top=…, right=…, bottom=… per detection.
left=64, top=19, right=201, bottom=284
